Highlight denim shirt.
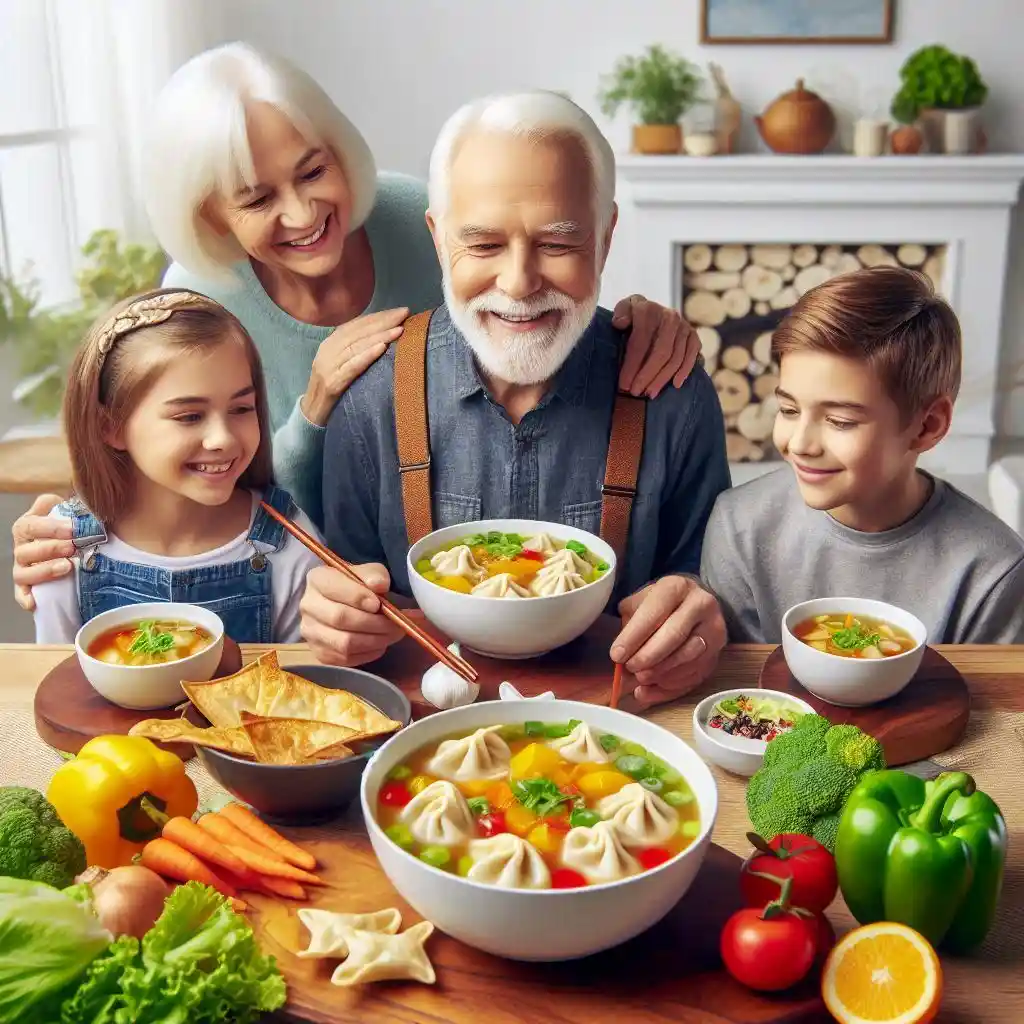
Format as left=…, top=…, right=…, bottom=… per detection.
left=322, top=305, right=732, bottom=602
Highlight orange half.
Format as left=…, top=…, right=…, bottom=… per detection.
left=822, top=922, right=942, bottom=1024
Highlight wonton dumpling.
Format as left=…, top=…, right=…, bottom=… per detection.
left=429, top=544, right=486, bottom=581
left=297, top=907, right=402, bottom=958
left=596, top=782, right=679, bottom=848
left=425, top=725, right=511, bottom=782
left=466, top=832, right=552, bottom=889
left=541, top=547, right=591, bottom=576
left=522, top=532, right=558, bottom=556
left=399, top=780, right=475, bottom=846
left=547, top=721, right=613, bottom=764
left=471, top=573, right=530, bottom=599
left=561, top=821, right=641, bottom=883
left=529, top=568, right=588, bottom=597
left=329, top=921, right=436, bottom=987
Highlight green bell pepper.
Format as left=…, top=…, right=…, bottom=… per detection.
left=835, top=769, right=1006, bottom=953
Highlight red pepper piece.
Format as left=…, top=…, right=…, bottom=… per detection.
left=638, top=847, right=673, bottom=870
left=551, top=868, right=588, bottom=888
left=477, top=811, right=507, bottom=838
left=520, top=550, right=544, bottom=561
left=379, top=781, right=413, bottom=808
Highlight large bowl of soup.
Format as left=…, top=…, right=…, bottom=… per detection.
left=361, top=698, right=718, bottom=961
left=782, top=597, right=927, bottom=707
left=406, top=519, right=616, bottom=658
left=75, top=602, right=224, bottom=710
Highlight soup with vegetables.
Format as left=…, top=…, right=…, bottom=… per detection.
left=87, top=619, right=215, bottom=666
left=415, top=531, right=609, bottom=598
left=376, top=720, right=701, bottom=889
left=792, top=612, right=917, bottom=659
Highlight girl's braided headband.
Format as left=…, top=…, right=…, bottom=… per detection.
left=95, top=291, right=212, bottom=359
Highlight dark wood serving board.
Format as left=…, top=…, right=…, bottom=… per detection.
left=33, top=637, right=243, bottom=757
left=254, top=825, right=827, bottom=1024
left=757, top=645, right=970, bottom=766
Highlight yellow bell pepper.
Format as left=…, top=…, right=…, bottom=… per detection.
left=526, top=822, right=562, bottom=856
left=46, top=735, right=198, bottom=868
left=576, top=769, right=633, bottom=800
left=486, top=781, right=517, bottom=811
left=438, top=575, right=473, bottom=594
left=459, top=779, right=492, bottom=798
left=504, top=804, right=538, bottom=836
left=509, top=742, right=562, bottom=781
left=408, top=774, right=434, bottom=795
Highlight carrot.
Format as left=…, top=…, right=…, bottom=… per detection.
left=218, top=866, right=307, bottom=901
left=157, top=814, right=250, bottom=880
left=197, top=812, right=291, bottom=866
left=610, top=661, right=623, bottom=710
left=228, top=896, right=249, bottom=913
left=218, top=802, right=318, bottom=870
left=139, top=837, right=238, bottom=899
left=844, top=613, right=854, bottom=628
left=226, top=844, right=324, bottom=886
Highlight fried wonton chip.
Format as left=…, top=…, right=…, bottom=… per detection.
left=181, top=651, right=280, bottom=728
left=239, top=712, right=359, bottom=765
left=128, top=718, right=254, bottom=757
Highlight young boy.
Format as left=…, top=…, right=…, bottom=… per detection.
left=701, top=265, right=1024, bottom=644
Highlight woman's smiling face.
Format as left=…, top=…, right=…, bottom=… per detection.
left=204, top=101, right=352, bottom=279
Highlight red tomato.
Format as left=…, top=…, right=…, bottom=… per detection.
left=740, top=833, right=837, bottom=914
left=476, top=811, right=507, bottom=838
left=720, top=906, right=818, bottom=992
left=520, top=549, right=545, bottom=562
left=379, top=782, right=412, bottom=808
left=551, top=869, right=588, bottom=889
left=637, top=848, right=673, bottom=870
left=814, top=913, right=836, bottom=962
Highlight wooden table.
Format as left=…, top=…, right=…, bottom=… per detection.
left=5, top=642, right=1023, bottom=1023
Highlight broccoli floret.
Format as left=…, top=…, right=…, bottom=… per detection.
left=0, top=786, right=86, bottom=888
left=746, top=714, right=885, bottom=852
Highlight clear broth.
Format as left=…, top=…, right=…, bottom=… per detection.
left=793, top=612, right=917, bottom=659
left=87, top=619, right=214, bottom=666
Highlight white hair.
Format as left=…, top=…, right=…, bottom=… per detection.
left=427, top=90, right=616, bottom=241
left=142, top=42, right=377, bottom=281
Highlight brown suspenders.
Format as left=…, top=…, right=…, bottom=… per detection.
left=393, top=308, right=647, bottom=564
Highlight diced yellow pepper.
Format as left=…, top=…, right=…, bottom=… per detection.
left=438, top=575, right=473, bottom=594
left=571, top=761, right=613, bottom=781
left=486, top=781, right=517, bottom=811
left=576, top=769, right=633, bottom=800
left=408, top=774, right=434, bottom=795
left=551, top=764, right=575, bottom=788
left=509, top=742, right=562, bottom=781
left=526, top=823, right=562, bottom=856
left=459, top=779, right=492, bottom=798
left=504, top=804, right=538, bottom=836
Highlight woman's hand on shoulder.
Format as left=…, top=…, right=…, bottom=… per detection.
left=12, top=493, right=76, bottom=612
left=301, top=307, right=410, bottom=426
left=612, top=295, right=702, bottom=400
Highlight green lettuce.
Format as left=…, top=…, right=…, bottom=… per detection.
left=56, top=881, right=286, bottom=1024
left=0, top=876, right=111, bottom=1023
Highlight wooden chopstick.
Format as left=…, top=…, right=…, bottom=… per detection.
left=610, top=662, right=623, bottom=710
left=259, top=502, right=478, bottom=682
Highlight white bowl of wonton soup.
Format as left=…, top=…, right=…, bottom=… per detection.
left=361, top=699, right=718, bottom=961
left=407, top=519, right=617, bottom=658
left=75, top=602, right=224, bottom=710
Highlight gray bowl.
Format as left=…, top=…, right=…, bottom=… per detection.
left=184, top=664, right=411, bottom=825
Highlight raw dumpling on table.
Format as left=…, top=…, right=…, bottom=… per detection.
left=471, top=572, right=530, bottom=599
left=529, top=568, right=588, bottom=597
left=547, top=721, right=613, bottom=764
left=560, top=821, right=641, bottom=883
left=329, top=921, right=436, bottom=987
left=425, top=725, right=512, bottom=782
left=297, top=908, right=402, bottom=958
left=399, top=780, right=475, bottom=846
left=596, top=783, right=679, bottom=847
left=429, top=544, right=486, bottom=582
left=466, top=832, right=552, bottom=889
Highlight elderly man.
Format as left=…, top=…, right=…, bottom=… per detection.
left=301, top=91, right=731, bottom=707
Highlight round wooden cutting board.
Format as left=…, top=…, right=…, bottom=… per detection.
left=758, top=645, right=970, bottom=765
left=33, top=637, right=242, bottom=756
left=252, top=823, right=826, bottom=1024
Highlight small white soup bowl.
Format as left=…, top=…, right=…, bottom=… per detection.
left=781, top=597, right=927, bottom=707
left=407, top=519, right=616, bottom=659
left=361, top=698, right=718, bottom=962
left=75, top=602, right=225, bottom=710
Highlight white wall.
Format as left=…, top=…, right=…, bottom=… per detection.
left=198, top=0, right=1023, bottom=437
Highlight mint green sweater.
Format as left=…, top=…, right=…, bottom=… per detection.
left=162, top=171, right=442, bottom=528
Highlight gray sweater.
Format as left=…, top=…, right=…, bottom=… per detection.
left=700, top=467, right=1024, bottom=645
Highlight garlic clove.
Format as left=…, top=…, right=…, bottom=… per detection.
left=498, top=681, right=555, bottom=701
left=421, top=643, right=480, bottom=710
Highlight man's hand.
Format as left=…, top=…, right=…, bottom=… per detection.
left=611, top=575, right=726, bottom=708
left=299, top=563, right=404, bottom=666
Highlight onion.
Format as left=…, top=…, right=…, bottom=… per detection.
left=75, top=865, right=171, bottom=938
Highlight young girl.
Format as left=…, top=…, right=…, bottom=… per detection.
left=33, top=288, right=322, bottom=644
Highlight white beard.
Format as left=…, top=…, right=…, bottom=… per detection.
left=442, top=266, right=599, bottom=386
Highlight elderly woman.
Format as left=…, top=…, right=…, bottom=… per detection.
left=11, top=42, right=700, bottom=607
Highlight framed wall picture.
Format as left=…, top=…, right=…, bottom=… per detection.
left=701, top=0, right=894, bottom=45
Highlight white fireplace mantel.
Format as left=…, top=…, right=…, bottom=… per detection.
left=600, top=154, right=1024, bottom=475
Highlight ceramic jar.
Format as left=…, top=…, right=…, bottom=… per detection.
left=755, top=79, right=835, bottom=155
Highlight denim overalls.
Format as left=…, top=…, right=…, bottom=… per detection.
left=58, top=486, right=296, bottom=643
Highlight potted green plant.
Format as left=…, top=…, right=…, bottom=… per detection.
left=893, top=44, right=988, bottom=154
left=0, top=230, right=166, bottom=418
left=598, top=44, right=703, bottom=155
left=888, top=91, right=923, bottom=155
